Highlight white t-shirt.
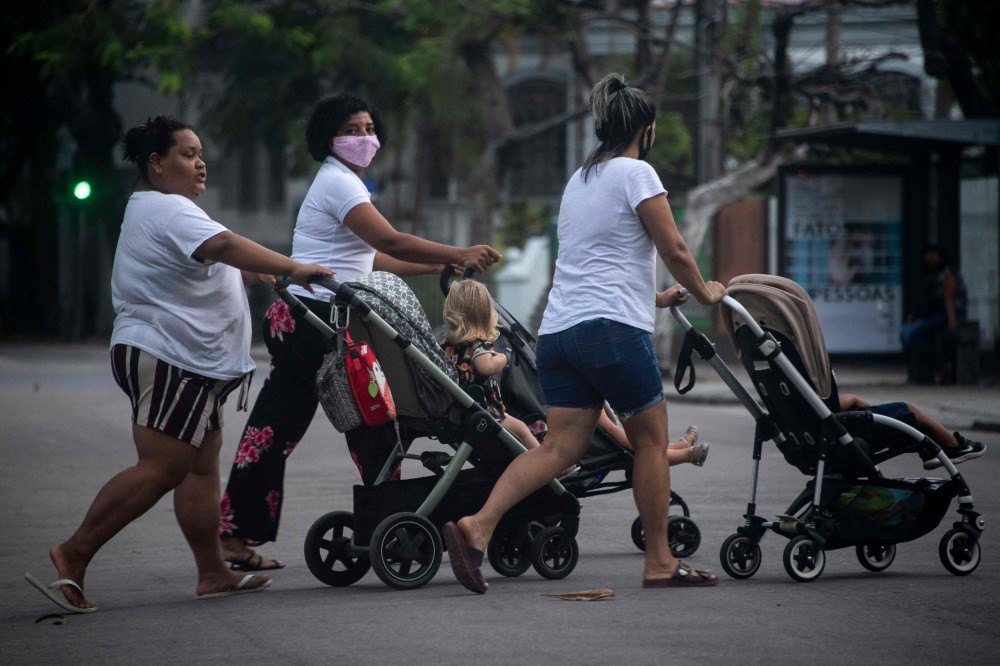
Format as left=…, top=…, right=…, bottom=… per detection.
left=539, top=158, right=667, bottom=335
left=110, top=191, right=255, bottom=379
left=288, top=156, right=375, bottom=300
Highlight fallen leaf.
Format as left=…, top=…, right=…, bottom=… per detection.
left=542, top=588, right=614, bottom=601
left=34, top=614, right=66, bottom=624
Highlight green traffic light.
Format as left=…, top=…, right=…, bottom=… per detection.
left=73, top=180, right=92, bottom=200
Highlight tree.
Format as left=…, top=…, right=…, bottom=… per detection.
left=2, top=0, right=194, bottom=336
left=917, top=0, right=1000, bottom=118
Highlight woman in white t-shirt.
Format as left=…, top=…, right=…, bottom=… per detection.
left=442, top=74, right=728, bottom=594
left=219, top=94, right=502, bottom=570
left=25, top=117, right=332, bottom=614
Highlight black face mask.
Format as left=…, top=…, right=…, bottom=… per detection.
left=638, top=126, right=653, bottom=160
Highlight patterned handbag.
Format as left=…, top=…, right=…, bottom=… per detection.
left=316, top=327, right=363, bottom=433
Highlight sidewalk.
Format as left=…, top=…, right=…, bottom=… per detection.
left=666, top=356, right=1000, bottom=433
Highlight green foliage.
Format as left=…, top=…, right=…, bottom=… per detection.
left=646, top=112, right=693, bottom=178
left=8, top=0, right=196, bottom=93
left=495, top=199, right=553, bottom=252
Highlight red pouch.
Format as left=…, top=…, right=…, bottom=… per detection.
left=344, top=331, right=396, bottom=426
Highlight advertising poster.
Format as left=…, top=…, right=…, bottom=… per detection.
left=782, top=171, right=903, bottom=353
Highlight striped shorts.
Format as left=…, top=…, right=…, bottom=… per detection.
left=111, top=344, right=251, bottom=447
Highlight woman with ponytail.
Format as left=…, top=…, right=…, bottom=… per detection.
left=25, top=117, right=332, bottom=613
left=442, top=74, right=727, bottom=593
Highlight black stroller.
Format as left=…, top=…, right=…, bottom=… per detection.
left=439, top=270, right=702, bottom=567
left=279, top=273, right=581, bottom=590
left=669, top=274, right=985, bottom=582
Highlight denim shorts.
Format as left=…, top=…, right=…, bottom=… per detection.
left=536, top=318, right=664, bottom=421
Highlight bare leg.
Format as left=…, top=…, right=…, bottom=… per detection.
left=667, top=446, right=702, bottom=465
left=457, top=407, right=601, bottom=552
left=621, top=400, right=677, bottom=582
left=500, top=414, right=541, bottom=450
left=908, top=403, right=959, bottom=449
left=174, top=430, right=269, bottom=596
left=50, top=425, right=195, bottom=608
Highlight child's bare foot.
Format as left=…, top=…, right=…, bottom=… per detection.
left=49, top=544, right=94, bottom=610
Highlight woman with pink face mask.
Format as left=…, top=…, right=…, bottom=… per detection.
left=219, top=94, right=502, bottom=570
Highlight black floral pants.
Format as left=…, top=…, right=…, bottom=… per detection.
left=220, top=295, right=408, bottom=545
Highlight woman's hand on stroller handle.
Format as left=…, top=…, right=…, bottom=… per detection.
left=698, top=280, right=727, bottom=305
left=284, top=264, right=333, bottom=293
left=656, top=285, right=689, bottom=308
left=459, top=245, right=502, bottom=273
left=275, top=269, right=336, bottom=294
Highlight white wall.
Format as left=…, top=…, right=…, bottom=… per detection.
left=494, top=236, right=551, bottom=326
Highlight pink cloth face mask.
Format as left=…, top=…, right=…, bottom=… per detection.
left=331, top=135, right=381, bottom=169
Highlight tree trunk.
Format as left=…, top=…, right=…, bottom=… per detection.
left=771, top=12, right=795, bottom=131
left=460, top=38, right=514, bottom=248
left=916, top=0, right=988, bottom=118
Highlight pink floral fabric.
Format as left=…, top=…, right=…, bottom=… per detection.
left=266, top=490, right=280, bottom=522
left=235, top=425, right=274, bottom=468
left=220, top=493, right=237, bottom=534
left=265, top=299, right=295, bottom=341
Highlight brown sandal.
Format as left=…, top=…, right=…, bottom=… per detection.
left=442, top=522, right=488, bottom=594
left=642, top=561, right=718, bottom=588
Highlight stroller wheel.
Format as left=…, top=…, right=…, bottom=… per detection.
left=487, top=528, right=532, bottom=577
left=630, top=516, right=647, bottom=552
left=303, top=511, right=371, bottom=587
left=720, top=533, right=762, bottom=580
left=370, top=512, right=443, bottom=590
left=668, top=516, right=701, bottom=558
left=630, top=516, right=702, bottom=558
left=783, top=535, right=826, bottom=583
left=856, top=543, right=896, bottom=572
left=939, top=528, right=981, bottom=576
left=530, top=526, right=579, bottom=580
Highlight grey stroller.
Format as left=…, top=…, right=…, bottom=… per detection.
left=276, top=273, right=581, bottom=590
left=668, top=274, right=985, bottom=582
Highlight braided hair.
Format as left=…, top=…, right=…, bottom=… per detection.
left=581, top=73, right=656, bottom=181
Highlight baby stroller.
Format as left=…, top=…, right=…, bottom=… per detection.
left=279, top=273, right=581, bottom=590
left=668, top=274, right=985, bottom=582
left=439, top=270, right=702, bottom=568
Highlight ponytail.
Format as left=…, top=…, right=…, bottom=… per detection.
left=581, top=73, right=656, bottom=181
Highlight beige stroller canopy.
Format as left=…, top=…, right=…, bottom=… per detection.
left=724, top=274, right=833, bottom=400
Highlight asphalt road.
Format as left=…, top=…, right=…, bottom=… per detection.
left=2, top=343, right=998, bottom=664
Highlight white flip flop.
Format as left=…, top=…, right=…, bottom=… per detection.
left=25, top=573, right=97, bottom=614
left=197, top=574, right=272, bottom=600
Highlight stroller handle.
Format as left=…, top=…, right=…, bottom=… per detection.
left=275, top=275, right=373, bottom=317
left=439, top=265, right=477, bottom=296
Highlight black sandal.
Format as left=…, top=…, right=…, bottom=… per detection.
left=227, top=550, right=285, bottom=571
